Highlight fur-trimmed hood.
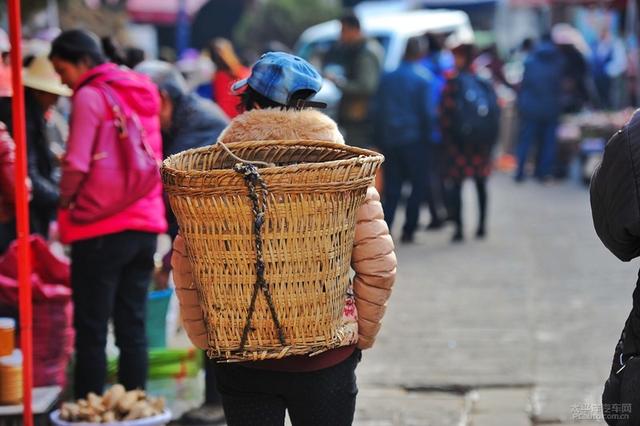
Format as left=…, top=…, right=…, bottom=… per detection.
left=217, top=108, right=344, bottom=145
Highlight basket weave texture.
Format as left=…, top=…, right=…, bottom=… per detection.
left=161, top=140, right=383, bottom=361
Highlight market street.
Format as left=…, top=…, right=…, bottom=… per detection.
left=169, top=173, right=634, bottom=426
left=353, top=173, right=633, bottom=425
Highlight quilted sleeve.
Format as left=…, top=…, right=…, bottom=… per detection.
left=171, top=234, right=209, bottom=350
left=351, top=186, right=397, bottom=349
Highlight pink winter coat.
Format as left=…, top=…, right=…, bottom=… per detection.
left=171, top=108, right=396, bottom=351
left=58, top=63, right=167, bottom=243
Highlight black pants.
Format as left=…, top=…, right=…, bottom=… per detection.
left=71, top=231, right=157, bottom=398
left=425, top=144, right=446, bottom=223
left=383, top=143, right=428, bottom=236
left=204, top=355, right=222, bottom=404
left=449, top=177, right=488, bottom=233
left=214, top=350, right=361, bottom=426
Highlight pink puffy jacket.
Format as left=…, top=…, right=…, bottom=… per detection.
left=171, top=108, right=396, bottom=350
left=58, top=63, right=167, bottom=243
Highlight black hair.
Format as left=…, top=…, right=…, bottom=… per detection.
left=340, top=13, right=361, bottom=31
left=453, top=44, right=476, bottom=70
left=125, top=47, right=146, bottom=69
left=239, top=86, right=315, bottom=113
left=23, top=55, right=35, bottom=68
left=424, top=33, right=442, bottom=53
left=404, top=37, right=426, bottom=60
left=521, top=38, right=534, bottom=51
left=49, top=29, right=106, bottom=67
left=101, top=36, right=126, bottom=65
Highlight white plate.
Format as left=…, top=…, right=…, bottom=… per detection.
left=49, top=409, right=172, bottom=426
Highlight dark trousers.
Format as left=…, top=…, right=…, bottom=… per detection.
left=449, top=177, right=488, bottom=233
left=516, top=117, right=558, bottom=180
left=71, top=230, right=157, bottom=398
left=383, top=143, right=428, bottom=236
left=213, top=349, right=361, bottom=426
left=425, top=143, right=446, bottom=223
left=204, top=355, right=222, bottom=404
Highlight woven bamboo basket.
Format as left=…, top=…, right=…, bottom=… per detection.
left=161, top=140, right=383, bottom=361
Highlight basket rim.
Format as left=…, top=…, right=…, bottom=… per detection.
left=161, top=139, right=384, bottom=178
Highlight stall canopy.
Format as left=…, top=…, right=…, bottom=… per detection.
left=127, top=0, right=209, bottom=24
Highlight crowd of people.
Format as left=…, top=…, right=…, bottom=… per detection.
left=317, top=14, right=638, bottom=244
left=319, top=14, right=500, bottom=244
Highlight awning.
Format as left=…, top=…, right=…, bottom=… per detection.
left=126, top=0, right=209, bottom=25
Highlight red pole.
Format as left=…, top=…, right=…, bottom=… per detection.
left=7, top=1, right=34, bottom=425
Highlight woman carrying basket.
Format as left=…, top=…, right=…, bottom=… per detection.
left=170, top=52, right=397, bottom=425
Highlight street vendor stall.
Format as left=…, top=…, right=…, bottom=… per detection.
left=557, top=108, right=635, bottom=183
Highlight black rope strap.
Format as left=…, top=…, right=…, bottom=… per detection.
left=234, top=163, right=286, bottom=351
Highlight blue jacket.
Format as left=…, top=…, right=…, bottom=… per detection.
left=374, top=61, right=434, bottom=148
left=163, top=92, right=229, bottom=159
left=163, top=93, right=229, bottom=238
left=517, top=41, right=564, bottom=121
left=421, top=53, right=452, bottom=144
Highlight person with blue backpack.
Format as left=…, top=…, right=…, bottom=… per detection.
left=515, top=34, right=564, bottom=182
left=421, top=33, right=455, bottom=230
left=440, top=38, right=500, bottom=243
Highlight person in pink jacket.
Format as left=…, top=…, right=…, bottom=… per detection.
left=49, top=29, right=167, bottom=398
left=171, top=52, right=397, bottom=426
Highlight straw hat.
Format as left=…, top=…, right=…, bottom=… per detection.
left=23, top=55, right=72, bottom=97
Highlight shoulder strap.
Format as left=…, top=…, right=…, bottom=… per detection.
left=91, top=81, right=129, bottom=139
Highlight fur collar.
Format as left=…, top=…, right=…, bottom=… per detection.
left=218, top=108, right=344, bottom=145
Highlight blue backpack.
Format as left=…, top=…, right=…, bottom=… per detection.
left=453, top=73, right=500, bottom=147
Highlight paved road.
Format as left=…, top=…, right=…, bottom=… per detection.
left=354, top=174, right=636, bottom=425
left=167, top=173, right=634, bottom=425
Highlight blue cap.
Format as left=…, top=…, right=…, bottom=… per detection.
left=232, top=52, right=324, bottom=107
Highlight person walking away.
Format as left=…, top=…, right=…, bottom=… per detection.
left=440, top=40, right=500, bottom=242
left=551, top=23, right=592, bottom=114
left=49, top=30, right=167, bottom=398
left=421, top=33, right=454, bottom=229
left=591, top=28, right=628, bottom=110
left=324, top=13, right=383, bottom=149
left=590, top=110, right=640, bottom=425
left=136, top=60, right=229, bottom=425
left=515, top=35, right=564, bottom=182
left=171, top=52, right=397, bottom=426
left=0, top=55, right=72, bottom=251
left=374, top=37, right=433, bottom=243
left=210, top=38, right=250, bottom=119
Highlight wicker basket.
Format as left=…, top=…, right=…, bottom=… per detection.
left=161, top=140, right=383, bottom=361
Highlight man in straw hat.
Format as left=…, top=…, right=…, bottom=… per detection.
left=0, top=54, right=72, bottom=249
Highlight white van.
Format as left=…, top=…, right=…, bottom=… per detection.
left=297, top=10, right=474, bottom=117
left=295, top=9, right=474, bottom=73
